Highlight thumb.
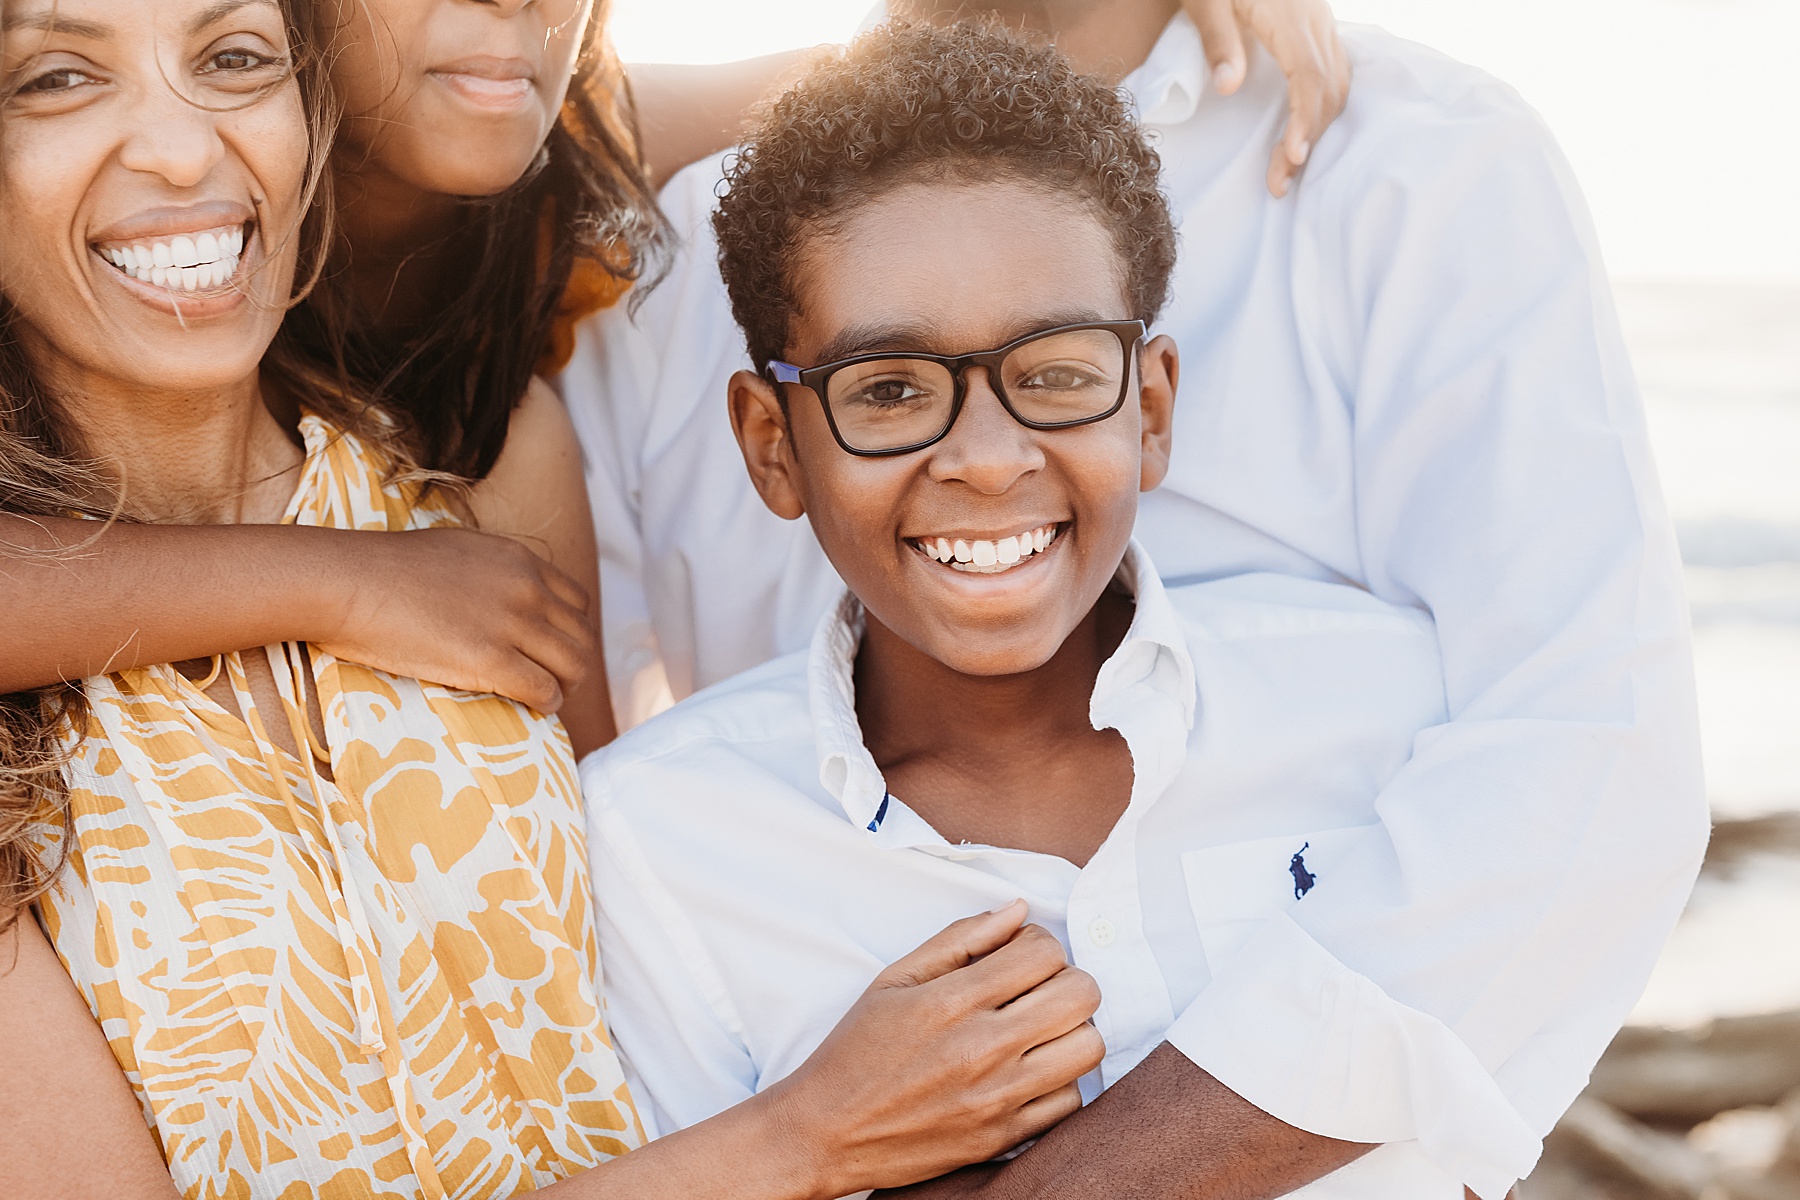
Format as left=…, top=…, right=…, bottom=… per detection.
left=1184, top=0, right=1248, bottom=94
left=876, top=899, right=1028, bottom=989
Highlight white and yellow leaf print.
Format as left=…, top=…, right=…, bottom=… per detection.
left=36, top=416, right=645, bottom=1200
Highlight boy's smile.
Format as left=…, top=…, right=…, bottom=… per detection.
left=730, top=179, right=1178, bottom=678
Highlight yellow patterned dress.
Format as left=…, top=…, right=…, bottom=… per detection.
left=36, top=416, right=645, bottom=1200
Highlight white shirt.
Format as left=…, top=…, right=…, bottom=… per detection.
left=565, top=15, right=1709, bottom=1196
left=589, top=551, right=1629, bottom=1198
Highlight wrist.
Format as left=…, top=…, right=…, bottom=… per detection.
left=741, top=1076, right=840, bottom=1200
left=278, top=525, right=368, bottom=647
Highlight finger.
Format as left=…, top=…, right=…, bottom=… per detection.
left=532, top=588, right=598, bottom=655
left=994, top=966, right=1102, bottom=1042
left=1267, top=62, right=1326, bottom=197
left=1182, top=0, right=1247, bottom=94
left=930, top=923, right=1070, bottom=1012
left=536, top=557, right=593, bottom=617
left=506, top=605, right=594, bottom=684
left=1010, top=1022, right=1107, bottom=1100
left=875, top=899, right=1028, bottom=989
left=491, top=655, right=565, bottom=714
left=1006, top=1081, right=1086, bottom=1145
left=1316, top=11, right=1352, bottom=119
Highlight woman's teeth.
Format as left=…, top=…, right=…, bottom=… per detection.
left=99, top=226, right=246, bottom=293
left=913, top=524, right=1059, bottom=574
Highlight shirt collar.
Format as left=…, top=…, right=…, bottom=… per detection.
left=807, top=540, right=1197, bottom=833
left=1121, top=12, right=1210, bottom=128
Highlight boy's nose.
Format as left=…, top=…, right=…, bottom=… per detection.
left=926, top=369, right=1046, bottom=494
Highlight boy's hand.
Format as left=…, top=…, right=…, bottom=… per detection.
left=1183, top=0, right=1352, bottom=197
left=313, top=526, right=595, bottom=714
left=762, top=901, right=1105, bottom=1199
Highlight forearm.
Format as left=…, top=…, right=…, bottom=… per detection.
left=0, top=515, right=348, bottom=692
left=628, top=53, right=804, bottom=185
left=533, top=1085, right=832, bottom=1200
left=879, top=1044, right=1371, bottom=1200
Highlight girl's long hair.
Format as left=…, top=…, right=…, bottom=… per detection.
left=283, top=0, right=669, bottom=481
left=0, top=0, right=365, bottom=928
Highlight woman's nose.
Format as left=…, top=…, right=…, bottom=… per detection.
left=116, top=77, right=226, bottom=190
left=474, top=0, right=544, bottom=17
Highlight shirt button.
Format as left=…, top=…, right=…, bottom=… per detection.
left=1087, top=917, right=1116, bottom=948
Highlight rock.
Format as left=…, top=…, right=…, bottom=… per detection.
left=1589, top=1013, right=1800, bottom=1123
left=1542, top=1097, right=1715, bottom=1200
left=1690, top=1107, right=1789, bottom=1177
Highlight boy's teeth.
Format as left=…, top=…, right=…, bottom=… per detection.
left=99, top=225, right=246, bottom=293
left=916, top=524, right=1060, bottom=573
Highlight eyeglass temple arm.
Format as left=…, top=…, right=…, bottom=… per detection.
left=767, top=361, right=803, bottom=385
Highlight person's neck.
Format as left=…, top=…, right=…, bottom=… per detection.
left=48, top=358, right=303, bottom=526
left=854, top=586, right=1138, bottom=865
left=333, top=157, right=467, bottom=330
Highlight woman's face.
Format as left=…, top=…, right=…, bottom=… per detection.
left=0, top=0, right=308, bottom=397
left=331, top=0, right=593, bottom=198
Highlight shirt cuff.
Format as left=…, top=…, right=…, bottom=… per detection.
left=1163, top=913, right=1541, bottom=1200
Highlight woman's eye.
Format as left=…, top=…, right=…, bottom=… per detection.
left=16, top=67, right=99, bottom=95
left=205, top=46, right=279, bottom=73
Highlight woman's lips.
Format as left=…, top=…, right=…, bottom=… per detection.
left=429, top=60, right=536, bottom=111
left=94, top=224, right=258, bottom=320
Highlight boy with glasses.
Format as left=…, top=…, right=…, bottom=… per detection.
left=582, top=24, right=1690, bottom=1199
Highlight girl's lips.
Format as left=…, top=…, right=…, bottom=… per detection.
left=429, top=70, right=536, bottom=111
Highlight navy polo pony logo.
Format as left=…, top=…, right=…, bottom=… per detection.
left=1289, top=842, right=1317, bottom=900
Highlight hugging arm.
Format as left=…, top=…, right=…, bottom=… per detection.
left=625, top=2, right=1350, bottom=195
left=0, top=383, right=614, bottom=752
left=877, top=1044, right=1370, bottom=1200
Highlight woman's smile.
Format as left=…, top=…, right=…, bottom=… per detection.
left=427, top=55, right=539, bottom=113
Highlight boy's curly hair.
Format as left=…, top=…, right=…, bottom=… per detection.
left=713, top=20, right=1177, bottom=373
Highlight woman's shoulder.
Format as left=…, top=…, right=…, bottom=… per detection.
left=291, top=411, right=463, bottom=533
left=465, top=378, right=587, bottom=535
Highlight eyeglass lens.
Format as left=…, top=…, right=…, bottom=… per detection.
left=825, top=327, right=1128, bottom=452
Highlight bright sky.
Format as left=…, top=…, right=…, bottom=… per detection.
left=609, top=0, right=1800, bottom=285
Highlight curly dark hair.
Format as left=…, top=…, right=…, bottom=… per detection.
left=713, top=20, right=1177, bottom=373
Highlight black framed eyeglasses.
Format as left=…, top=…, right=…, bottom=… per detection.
left=766, top=319, right=1147, bottom=457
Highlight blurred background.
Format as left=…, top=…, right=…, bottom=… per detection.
left=614, top=2, right=1800, bottom=1195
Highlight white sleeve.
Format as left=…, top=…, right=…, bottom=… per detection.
left=1164, top=79, right=1709, bottom=1200
left=564, top=297, right=665, bottom=731
left=586, top=767, right=759, bottom=1138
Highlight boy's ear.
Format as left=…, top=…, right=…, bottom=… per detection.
left=727, top=370, right=808, bottom=520
left=1137, top=334, right=1178, bottom=492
